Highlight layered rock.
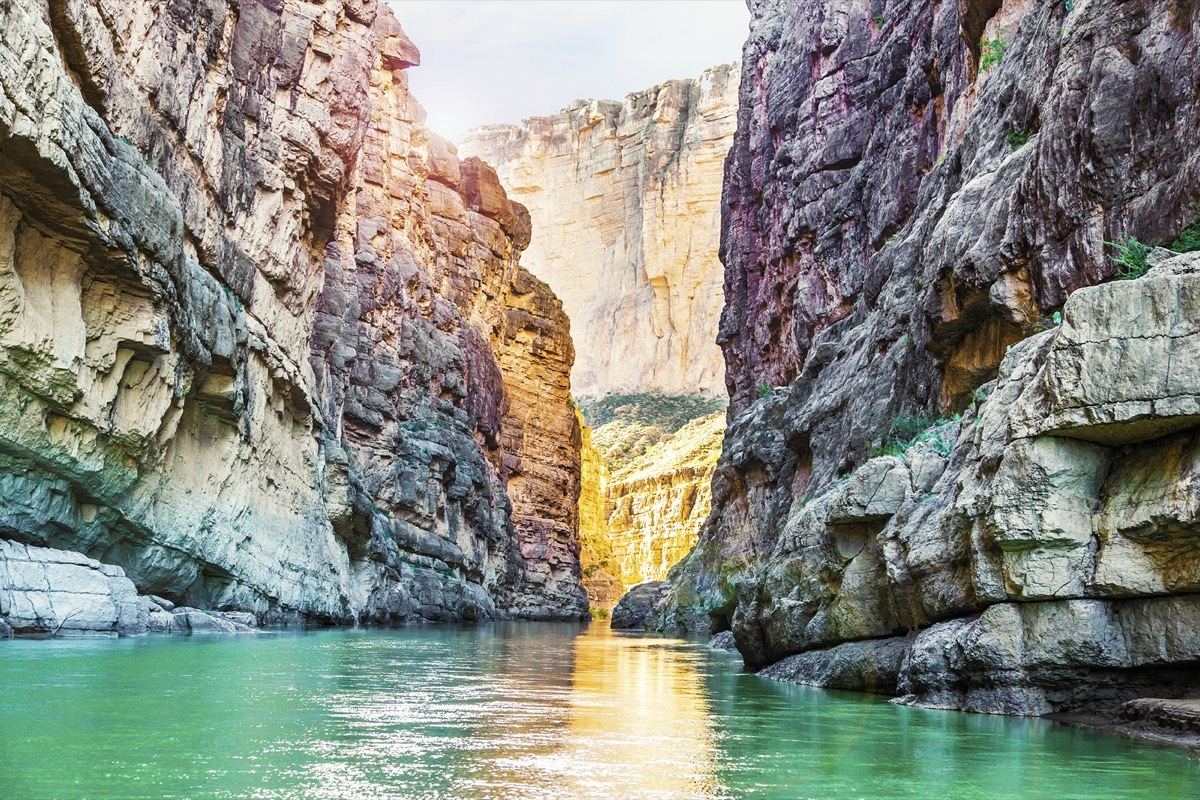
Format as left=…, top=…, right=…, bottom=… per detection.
left=577, top=412, right=623, bottom=609
left=459, top=63, right=739, bottom=397
left=0, top=0, right=586, bottom=631
left=644, top=0, right=1200, bottom=715
left=651, top=251, right=1200, bottom=715
left=605, top=412, right=723, bottom=588
left=576, top=394, right=725, bottom=606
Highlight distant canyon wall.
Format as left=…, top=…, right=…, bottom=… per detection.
left=0, top=0, right=587, bottom=634
left=459, top=63, right=739, bottom=397
left=460, top=66, right=739, bottom=608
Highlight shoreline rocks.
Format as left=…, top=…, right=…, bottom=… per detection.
left=647, top=252, right=1200, bottom=716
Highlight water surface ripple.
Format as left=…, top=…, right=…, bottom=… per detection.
left=0, top=623, right=1196, bottom=799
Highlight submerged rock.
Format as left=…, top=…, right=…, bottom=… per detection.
left=170, top=609, right=256, bottom=635
left=708, top=631, right=738, bottom=652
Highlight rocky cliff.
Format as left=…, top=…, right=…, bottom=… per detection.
left=605, top=412, right=723, bottom=589
left=637, top=0, right=1200, bottom=716
left=0, top=0, right=587, bottom=634
left=576, top=394, right=724, bottom=606
left=458, top=63, right=739, bottom=397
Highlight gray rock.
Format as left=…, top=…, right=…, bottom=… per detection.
left=655, top=250, right=1200, bottom=714
left=146, top=610, right=175, bottom=633
left=708, top=631, right=738, bottom=652
left=171, top=608, right=254, bottom=635
left=215, top=611, right=257, bottom=628
left=611, top=582, right=669, bottom=630
left=761, top=637, right=910, bottom=695
left=0, top=540, right=148, bottom=636
left=0, top=617, right=12, bottom=638
left=147, top=595, right=175, bottom=612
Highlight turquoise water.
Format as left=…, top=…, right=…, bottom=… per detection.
left=0, top=623, right=1196, bottom=799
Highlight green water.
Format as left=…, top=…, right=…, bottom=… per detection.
left=0, top=624, right=1196, bottom=799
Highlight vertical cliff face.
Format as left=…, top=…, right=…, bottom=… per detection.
left=0, top=0, right=586, bottom=633
left=604, top=412, right=723, bottom=588
left=459, top=63, right=739, bottom=397
left=459, top=65, right=740, bottom=609
left=639, top=0, right=1200, bottom=715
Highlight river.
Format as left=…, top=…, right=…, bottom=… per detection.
left=0, top=623, right=1195, bottom=799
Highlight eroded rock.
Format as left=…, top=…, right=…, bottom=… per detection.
left=459, top=64, right=739, bottom=397
left=0, top=0, right=586, bottom=627
left=651, top=251, right=1200, bottom=715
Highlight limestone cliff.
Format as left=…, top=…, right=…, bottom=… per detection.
left=605, top=412, right=723, bottom=588
left=458, top=63, right=739, bottom=397
left=634, top=0, right=1200, bottom=716
left=0, top=0, right=587, bottom=634
left=577, top=394, right=724, bottom=605
left=576, top=411, right=623, bottom=609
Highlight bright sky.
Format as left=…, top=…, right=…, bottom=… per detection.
left=386, top=1, right=750, bottom=141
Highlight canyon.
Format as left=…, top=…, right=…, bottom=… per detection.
left=461, top=68, right=740, bottom=606
left=622, top=0, right=1200, bottom=719
left=1, top=0, right=1197, bottom=746
left=459, top=62, right=738, bottom=398
left=0, top=0, right=587, bottom=634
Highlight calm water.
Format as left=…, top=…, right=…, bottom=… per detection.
left=0, top=624, right=1196, bottom=800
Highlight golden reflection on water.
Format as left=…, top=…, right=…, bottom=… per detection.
left=457, top=625, right=725, bottom=799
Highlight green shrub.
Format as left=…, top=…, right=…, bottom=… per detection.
left=874, top=13, right=885, bottom=28
left=1104, top=236, right=1154, bottom=280
left=1006, top=131, right=1031, bottom=150
left=869, top=412, right=960, bottom=459
left=757, top=385, right=775, bottom=399
left=575, top=392, right=728, bottom=476
left=980, top=38, right=1006, bottom=71
left=1171, top=208, right=1200, bottom=253
left=589, top=607, right=610, bottom=621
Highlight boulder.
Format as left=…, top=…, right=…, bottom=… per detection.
left=611, top=582, right=669, bottom=630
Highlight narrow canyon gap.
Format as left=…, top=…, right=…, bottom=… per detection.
left=461, top=63, right=741, bottom=610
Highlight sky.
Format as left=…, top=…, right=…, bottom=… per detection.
left=387, top=1, right=750, bottom=141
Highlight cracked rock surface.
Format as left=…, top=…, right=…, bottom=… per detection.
left=640, top=0, right=1200, bottom=716
left=0, top=0, right=587, bottom=632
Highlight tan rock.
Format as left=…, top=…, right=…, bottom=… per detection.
left=459, top=64, right=740, bottom=396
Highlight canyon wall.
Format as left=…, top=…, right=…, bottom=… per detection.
left=0, top=0, right=587, bottom=634
left=460, top=66, right=741, bottom=608
left=634, top=0, right=1200, bottom=715
left=605, top=412, right=723, bottom=589
left=458, top=63, right=739, bottom=397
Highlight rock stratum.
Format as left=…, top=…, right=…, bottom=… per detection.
left=0, top=0, right=588, bottom=634
left=577, top=394, right=725, bottom=609
left=636, top=0, right=1200, bottom=716
left=459, top=63, right=739, bottom=397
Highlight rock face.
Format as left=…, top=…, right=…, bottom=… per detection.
left=652, top=251, right=1200, bottom=715
left=0, top=0, right=586, bottom=628
left=646, top=0, right=1200, bottom=715
left=577, top=394, right=725, bottom=608
left=577, top=413, right=624, bottom=609
left=605, top=412, right=723, bottom=588
left=459, top=63, right=740, bottom=397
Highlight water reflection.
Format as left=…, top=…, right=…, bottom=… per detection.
left=0, top=624, right=1196, bottom=800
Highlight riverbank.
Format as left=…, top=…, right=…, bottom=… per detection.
left=1053, top=700, right=1200, bottom=755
